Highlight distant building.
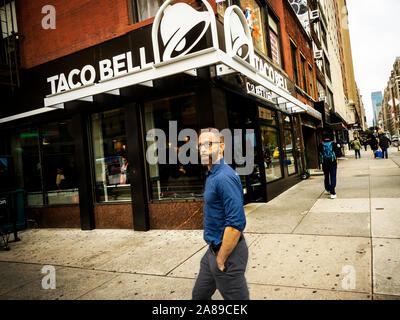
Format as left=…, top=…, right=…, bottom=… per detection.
left=382, top=57, right=400, bottom=136
left=371, top=91, right=383, bottom=128
left=337, top=0, right=366, bottom=135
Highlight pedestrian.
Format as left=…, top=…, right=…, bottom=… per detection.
left=119, top=156, right=129, bottom=184
left=318, top=133, right=340, bottom=199
left=55, top=168, right=66, bottom=189
left=368, top=133, right=378, bottom=158
left=351, top=137, right=362, bottom=159
left=192, top=128, right=249, bottom=300
left=362, top=137, right=368, bottom=151
left=378, top=131, right=391, bottom=159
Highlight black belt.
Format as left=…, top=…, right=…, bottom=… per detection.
left=210, top=234, right=244, bottom=255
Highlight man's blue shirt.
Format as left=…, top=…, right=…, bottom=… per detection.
left=203, top=158, right=246, bottom=247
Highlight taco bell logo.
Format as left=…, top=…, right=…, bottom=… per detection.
left=159, top=4, right=210, bottom=61
left=152, top=0, right=254, bottom=67
left=152, top=0, right=218, bottom=64
left=224, top=6, right=255, bottom=65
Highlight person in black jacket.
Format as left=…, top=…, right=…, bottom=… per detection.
left=318, top=133, right=340, bottom=199
left=367, top=133, right=379, bottom=158
left=378, top=133, right=391, bottom=159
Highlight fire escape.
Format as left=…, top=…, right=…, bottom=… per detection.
left=0, top=0, right=20, bottom=93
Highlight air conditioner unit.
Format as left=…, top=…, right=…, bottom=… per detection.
left=310, top=10, right=320, bottom=22
left=314, top=50, right=323, bottom=60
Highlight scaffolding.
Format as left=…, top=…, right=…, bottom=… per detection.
left=0, top=0, right=19, bottom=88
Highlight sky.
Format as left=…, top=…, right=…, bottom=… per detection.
left=346, top=0, right=400, bottom=128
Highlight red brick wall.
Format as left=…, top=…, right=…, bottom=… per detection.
left=26, top=205, right=81, bottom=228
left=16, top=0, right=215, bottom=69
left=282, top=1, right=318, bottom=105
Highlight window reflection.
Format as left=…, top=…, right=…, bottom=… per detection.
left=259, top=107, right=282, bottom=182
left=239, top=0, right=267, bottom=54
left=283, top=116, right=296, bottom=175
left=41, top=120, right=79, bottom=205
left=91, top=109, right=131, bottom=203
left=144, top=93, right=203, bottom=200
left=11, top=129, right=43, bottom=206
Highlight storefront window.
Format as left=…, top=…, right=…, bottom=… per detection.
left=41, top=120, right=79, bottom=205
left=91, top=109, right=131, bottom=203
left=10, top=129, right=43, bottom=206
left=259, top=107, right=282, bottom=183
left=283, top=116, right=296, bottom=175
left=144, top=93, right=203, bottom=200
left=239, top=0, right=267, bottom=55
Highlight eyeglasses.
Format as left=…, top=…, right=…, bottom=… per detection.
left=198, top=142, right=221, bottom=149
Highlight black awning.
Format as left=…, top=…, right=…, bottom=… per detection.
left=329, top=110, right=348, bottom=129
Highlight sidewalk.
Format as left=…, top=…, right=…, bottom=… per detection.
left=1, top=147, right=400, bottom=300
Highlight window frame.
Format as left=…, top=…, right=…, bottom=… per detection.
left=327, top=88, right=335, bottom=109
left=308, top=63, right=314, bottom=99
left=290, top=40, right=299, bottom=86
left=128, top=0, right=164, bottom=24
left=90, top=108, right=132, bottom=204
left=258, top=106, right=284, bottom=184
left=266, top=9, right=284, bottom=68
left=324, top=53, right=331, bottom=81
left=282, top=115, right=297, bottom=176
left=142, top=92, right=205, bottom=202
left=236, top=0, right=268, bottom=56
left=300, top=53, right=308, bottom=93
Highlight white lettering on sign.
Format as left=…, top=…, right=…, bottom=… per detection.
left=68, top=69, right=81, bottom=89
left=99, top=59, right=113, bottom=81
left=246, top=81, right=274, bottom=103
left=47, top=48, right=153, bottom=95
left=253, top=55, right=288, bottom=92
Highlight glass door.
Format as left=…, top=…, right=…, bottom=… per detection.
left=227, top=95, right=266, bottom=203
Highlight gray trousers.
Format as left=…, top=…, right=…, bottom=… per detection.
left=192, top=237, right=249, bottom=300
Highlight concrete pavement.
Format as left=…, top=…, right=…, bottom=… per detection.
left=1, top=147, right=400, bottom=300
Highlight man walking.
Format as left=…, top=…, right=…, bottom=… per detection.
left=368, top=133, right=379, bottom=158
left=319, top=133, right=340, bottom=199
left=362, top=137, right=368, bottom=151
left=378, top=132, right=391, bottom=159
left=192, top=128, right=249, bottom=300
left=351, top=138, right=362, bottom=159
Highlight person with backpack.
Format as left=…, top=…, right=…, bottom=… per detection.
left=378, top=132, right=391, bottom=159
left=351, top=137, right=362, bottom=159
left=318, top=133, right=340, bottom=199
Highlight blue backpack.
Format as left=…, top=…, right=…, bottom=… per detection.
left=321, top=142, right=336, bottom=164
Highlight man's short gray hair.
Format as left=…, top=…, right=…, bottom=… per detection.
left=198, top=127, right=225, bottom=143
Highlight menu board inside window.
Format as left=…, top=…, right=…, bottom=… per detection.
left=239, top=0, right=267, bottom=54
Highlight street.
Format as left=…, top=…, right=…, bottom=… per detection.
left=0, top=147, right=399, bottom=300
